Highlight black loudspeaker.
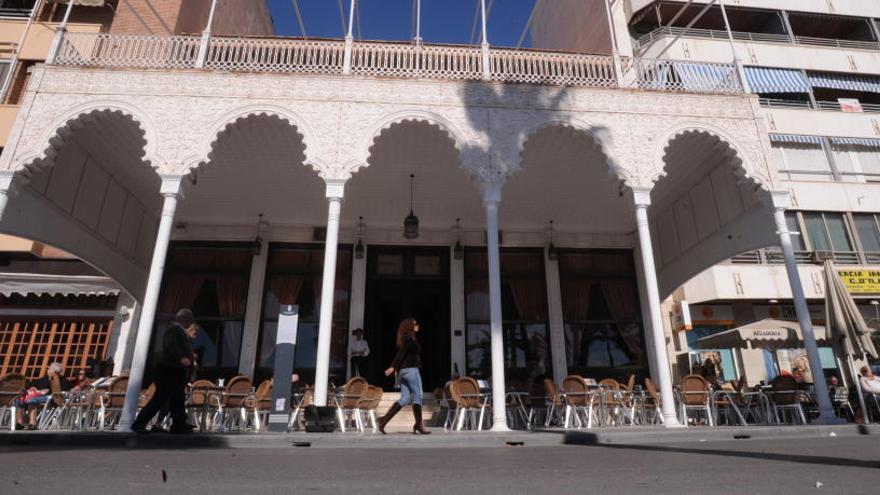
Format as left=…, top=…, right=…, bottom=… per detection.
left=303, top=405, right=338, bottom=432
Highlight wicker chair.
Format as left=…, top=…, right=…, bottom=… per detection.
left=561, top=375, right=596, bottom=429
left=335, top=377, right=368, bottom=432
left=599, top=378, right=634, bottom=426
left=643, top=377, right=663, bottom=425
left=187, top=379, right=220, bottom=431
left=434, top=385, right=457, bottom=429
left=678, top=374, right=714, bottom=426
left=220, top=375, right=253, bottom=432
left=767, top=375, right=806, bottom=425
left=542, top=379, right=565, bottom=427
left=0, top=373, right=25, bottom=431
left=355, top=385, right=384, bottom=432
left=450, top=377, right=489, bottom=431
left=96, top=376, right=128, bottom=430
left=246, top=379, right=273, bottom=432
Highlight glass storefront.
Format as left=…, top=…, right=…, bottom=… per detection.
left=255, top=244, right=352, bottom=384
left=557, top=250, right=646, bottom=382
left=150, top=243, right=253, bottom=382
left=465, top=249, right=551, bottom=391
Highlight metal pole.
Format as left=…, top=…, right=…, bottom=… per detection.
left=196, top=0, right=220, bottom=68
left=118, top=177, right=183, bottom=431
left=483, top=183, right=509, bottom=431
left=414, top=0, right=422, bottom=44
left=770, top=193, right=839, bottom=424
left=343, top=0, right=356, bottom=74
left=631, top=188, right=682, bottom=427
left=46, top=0, right=76, bottom=64
left=603, top=0, right=625, bottom=86
left=718, top=0, right=750, bottom=93
left=313, top=181, right=346, bottom=406
left=652, top=0, right=717, bottom=61
left=0, top=0, right=40, bottom=102
left=516, top=0, right=542, bottom=49
left=479, top=0, right=490, bottom=80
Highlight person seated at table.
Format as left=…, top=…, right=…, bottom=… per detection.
left=14, top=362, right=72, bottom=430
left=71, top=368, right=92, bottom=390
left=859, top=366, right=880, bottom=395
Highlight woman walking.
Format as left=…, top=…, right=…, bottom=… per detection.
left=378, top=318, right=431, bottom=434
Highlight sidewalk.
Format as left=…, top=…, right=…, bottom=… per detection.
left=1, top=424, right=876, bottom=450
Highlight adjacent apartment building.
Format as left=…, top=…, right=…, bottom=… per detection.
left=0, top=0, right=273, bottom=379
left=533, top=0, right=880, bottom=386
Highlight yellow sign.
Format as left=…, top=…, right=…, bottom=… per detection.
left=838, top=269, right=880, bottom=294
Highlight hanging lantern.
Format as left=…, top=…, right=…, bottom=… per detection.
left=403, top=174, right=419, bottom=239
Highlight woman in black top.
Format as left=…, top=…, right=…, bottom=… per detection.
left=378, top=317, right=430, bottom=434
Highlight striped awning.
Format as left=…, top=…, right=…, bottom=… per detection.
left=0, top=273, right=120, bottom=297
left=831, top=137, right=880, bottom=147
left=744, top=66, right=810, bottom=94
left=808, top=71, right=880, bottom=93
left=769, top=134, right=824, bottom=145
left=673, top=62, right=737, bottom=91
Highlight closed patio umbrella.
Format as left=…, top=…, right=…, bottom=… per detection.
left=696, top=318, right=829, bottom=351
left=824, top=260, right=879, bottom=424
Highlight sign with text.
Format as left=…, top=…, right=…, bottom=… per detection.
left=839, top=98, right=863, bottom=113
left=838, top=269, right=880, bottom=294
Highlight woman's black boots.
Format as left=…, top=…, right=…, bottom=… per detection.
left=412, top=404, right=431, bottom=434
left=378, top=402, right=402, bottom=434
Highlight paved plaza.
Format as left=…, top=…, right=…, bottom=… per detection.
left=2, top=431, right=879, bottom=494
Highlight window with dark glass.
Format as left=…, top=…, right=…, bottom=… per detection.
left=256, top=244, right=352, bottom=384
left=854, top=213, right=880, bottom=253
left=150, top=244, right=253, bottom=382
left=801, top=211, right=854, bottom=252
left=464, top=249, right=550, bottom=391
left=557, top=251, right=645, bottom=382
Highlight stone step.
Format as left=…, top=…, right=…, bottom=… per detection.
left=372, top=392, right=444, bottom=433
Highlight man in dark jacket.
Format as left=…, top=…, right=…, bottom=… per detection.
left=132, top=308, right=197, bottom=434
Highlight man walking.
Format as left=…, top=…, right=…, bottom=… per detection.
left=132, top=309, right=197, bottom=434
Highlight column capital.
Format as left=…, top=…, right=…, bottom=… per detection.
left=159, top=174, right=186, bottom=199
left=627, top=186, right=652, bottom=208
left=481, top=181, right=502, bottom=207
left=325, top=178, right=347, bottom=200
left=770, top=190, right=791, bottom=210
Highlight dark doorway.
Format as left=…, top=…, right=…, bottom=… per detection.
left=364, top=246, right=450, bottom=391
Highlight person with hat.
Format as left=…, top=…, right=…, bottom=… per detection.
left=131, top=308, right=197, bottom=434
left=349, top=328, right=370, bottom=378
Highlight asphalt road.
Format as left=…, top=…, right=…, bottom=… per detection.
left=2, top=436, right=879, bottom=494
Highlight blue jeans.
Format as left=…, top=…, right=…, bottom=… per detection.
left=398, top=367, right=423, bottom=407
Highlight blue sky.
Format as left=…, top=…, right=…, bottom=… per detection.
left=267, top=0, right=539, bottom=47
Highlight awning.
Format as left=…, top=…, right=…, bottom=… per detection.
left=830, top=137, right=880, bottom=147
left=808, top=71, right=880, bottom=93
left=697, top=318, right=829, bottom=351
left=673, top=62, right=737, bottom=91
left=0, top=273, right=120, bottom=297
left=51, top=0, right=107, bottom=6
left=744, top=66, right=811, bottom=94
left=769, top=134, right=824, bottom=145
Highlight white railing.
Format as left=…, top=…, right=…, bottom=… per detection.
left=205, top=38, right=345, bottom=74
left=56, top=32, right=200, bottom=69
left=52, top=32, right=747, bottom=95
left=636, top=26, right=880, bottom=52
left=625, top=58, right=742, bottom=94
left=350, top=42, right=483, bottom=81
left=490, top=49, right=617, bottom=87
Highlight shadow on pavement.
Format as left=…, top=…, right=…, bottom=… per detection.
left=563, top=432, right=880, bottom=470
left=0, top=432, right=233, bottom=452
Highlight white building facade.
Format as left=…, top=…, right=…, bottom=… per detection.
left=0, top=16, right=818, bottom=427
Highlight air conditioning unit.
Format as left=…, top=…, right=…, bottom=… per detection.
left=811, top=250, right=833, bottom=263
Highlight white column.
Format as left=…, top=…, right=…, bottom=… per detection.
left=237, top=243, right=270, bottom=378
left=118, top=176, right=184, bottom=431
left=479, top=0, right=491, bottom=80
left=347, top=245, right=367, bottom=379
left=0, top=171, right=13, bottom=221
left=314, top=179, right=346, bottom=406
left=342, top=0, right=357, bottom=74
left=450, top=245, right=466, bottom=378
left=770, top=191, right=839, bottom=423
left=46, top=0, right=76, bottom=64
left=633, top=246, right=660, bottom=381
left=483, top=182, right=509, bottom=431
left=630, top=187, right=682, bottom=427
left=544, top=247, right=568, bottom=385
left=113, top=301, right=141, bottom=376
left=106, top=292, right=135, bottom=371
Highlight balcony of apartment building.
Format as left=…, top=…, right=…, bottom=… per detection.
left=630, top=1, right=880, bottom=74
left=0, top=0, right=113, bottom=150
left=682, top=209, right=880, bottom=304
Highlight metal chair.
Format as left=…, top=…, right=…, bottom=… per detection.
left=246, top=379, right=273, bottom=432
left=678, top=374, right=714, bottom=427
left=561, top=375, right=596, bottom=429
left=830, top=386, right=854, bottom=421
left=356, top=385, right=384, bottom=433
left=96, top=375, right=128, bottom=430
left=767, top=375, right=807, bottom=425
left=642, top=377, right=664, bottom=425
left=0, top=373, right=25, bottom=431
left=599, top=378, right=634, bottom=426
left=450, top=377, right=489, bottom=430
left=220, top=375, right=253, bottom=432
left=334, top=377, right=368, bottom=432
